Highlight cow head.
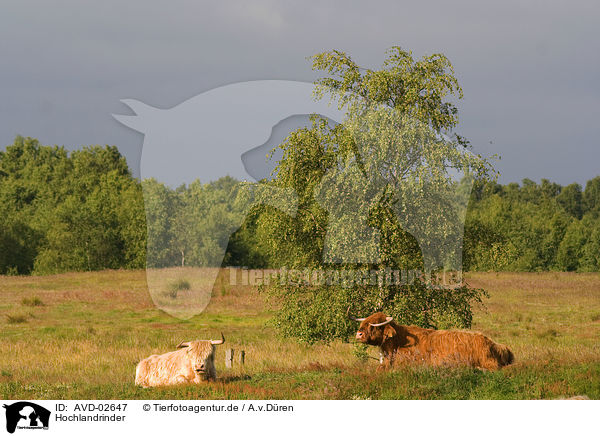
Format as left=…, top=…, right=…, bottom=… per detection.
left=177, top=333, right=225, bottom=380
left=349, top=310, right=396, bottom=346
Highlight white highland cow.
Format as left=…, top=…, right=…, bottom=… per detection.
left=135, top=334, right=225, bottom=387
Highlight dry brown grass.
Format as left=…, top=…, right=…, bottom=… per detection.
left=0, top=269, right=599, bottom=399
left=467, top=272, right=600, bottom=366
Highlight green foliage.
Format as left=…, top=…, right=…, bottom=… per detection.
left=2, top=141, right=600, bottom=280
left=259, top=47, right=492, bottom=343
left=556, top=219, right=589, bottom=271
left=557, top=183, right=583, bottom=219
left=1, top=73, right=600, bottom=290
left=0, top=136, right=146, bottom=274
left=264, top=276, right=487, bottom=344
left=464, top=178, right=600, bottom=272
left=263, top=280, right=365, bottom=344
left=143, top=176, right=249, bottom=268
left=352, top=342, right=370, bottom=362
left=388, top=281, right=488, bottom=330
left=311, top=47, right=465, bottom=135
left=583, top=177, right=600, bottom=213
left=0, top=220, right=40, bottom=275
left=142, top=178, right=178, bottom=267
left=252, top=121, right=334, bottom=268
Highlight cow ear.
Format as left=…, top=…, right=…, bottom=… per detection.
left=177, top=341, right=191, bottom=348
left=383, top=324, right=396, bottom=340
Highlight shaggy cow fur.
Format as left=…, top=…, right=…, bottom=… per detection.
left=355, top=312, right=514, bottom=370
left=135, top=340, right=220, bottom=387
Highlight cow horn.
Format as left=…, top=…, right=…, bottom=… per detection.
left=177, top=341, right=191, bottom=348
left=210, top=333, right=225, bottom=345
left=347, top=306, right=366, bottom=322
left=369, top=316, right=394, bottom=327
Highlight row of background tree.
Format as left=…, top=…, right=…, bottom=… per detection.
left=1, top=136, right=599, bottom=275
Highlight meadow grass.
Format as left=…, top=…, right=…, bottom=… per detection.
left=1, top=269, right=599, bottom=400
left=21, top=296, right=45, bottom=307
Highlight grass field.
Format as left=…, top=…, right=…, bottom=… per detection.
left=1, top=269, right=599, bottom=400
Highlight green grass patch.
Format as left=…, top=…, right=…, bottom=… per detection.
left=21, top=296, right=45, bottom=307
left=165, top=278, right=191, bottom=299
left=537, top=328, right=560, bottom=339
left=5, top=314, right=28, bottom=324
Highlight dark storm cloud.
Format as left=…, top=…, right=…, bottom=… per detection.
left=1, top=0, right=598, bottom=184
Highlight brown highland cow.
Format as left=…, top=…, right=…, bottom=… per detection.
left=350, top=311, right=514, bottom=370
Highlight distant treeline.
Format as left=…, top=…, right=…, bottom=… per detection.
left=0, top=137, right=146, bottom=274
left=464, top=178, right=600, bottom=272
left=1, top=137, right=599, bottom=275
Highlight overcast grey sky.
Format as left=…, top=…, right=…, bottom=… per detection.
left=1, top=0, right=598, bottom=185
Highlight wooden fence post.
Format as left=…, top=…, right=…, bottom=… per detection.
left=238, top=350, right=245, bottom=366
left=225, top=348, right=234, bottom=368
